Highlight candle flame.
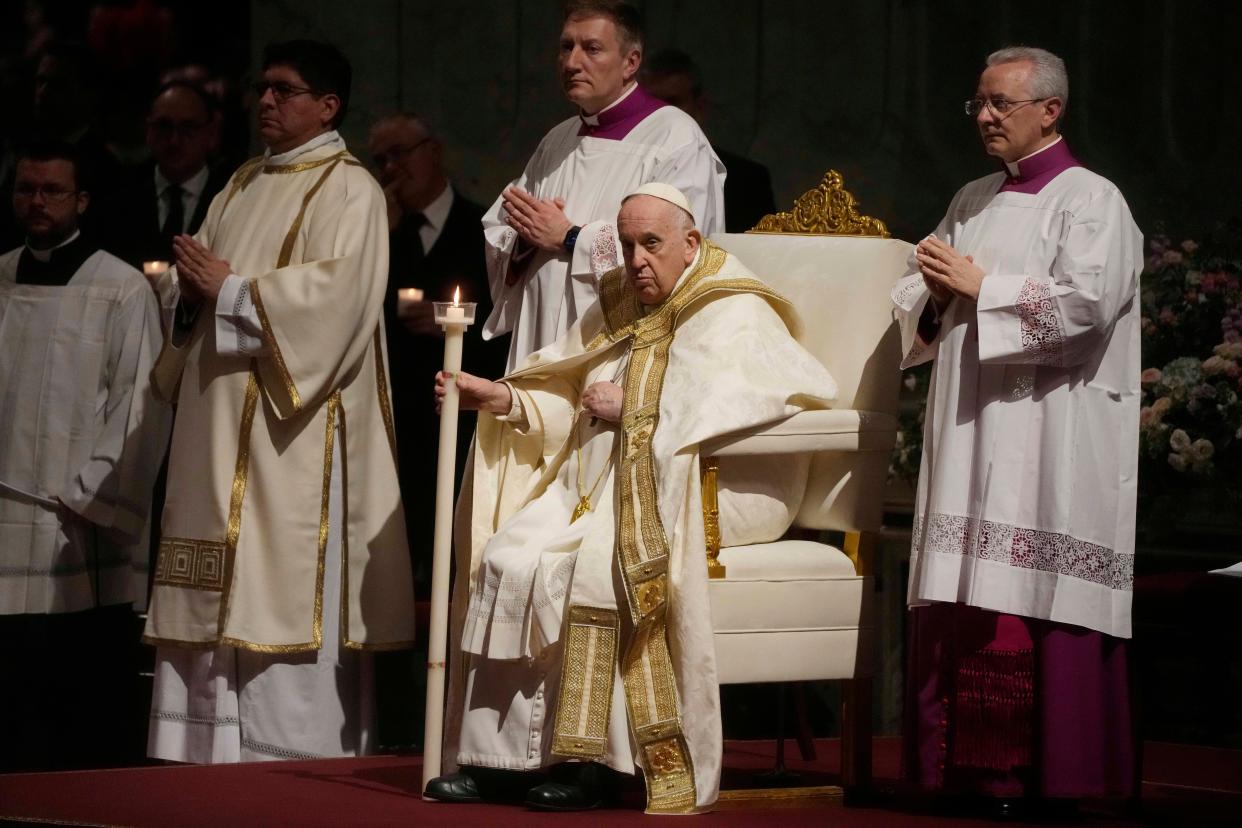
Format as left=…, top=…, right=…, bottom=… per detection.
left=453, top=286, right=461, bottom=305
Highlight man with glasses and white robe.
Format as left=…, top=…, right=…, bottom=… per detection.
left=142, top=40, right=416, bottom=765
left=893, top=46, right=1142, bottom=815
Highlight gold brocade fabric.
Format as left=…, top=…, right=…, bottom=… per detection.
left=550, top=242, right=786, bottom=813
left=143, top=140, right=415, bottom=653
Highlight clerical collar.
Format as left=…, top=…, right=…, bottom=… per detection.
left=578, top=83, right=667, bottom=140
left=265, top=130, right=345, bottom=166
left=16, top=230, right=97, bottom=287
left=27, top=229, right=82, bottom=263
left=155, top=164, right=210, bottom=200
left=998, top=136, right=1081, bottom=195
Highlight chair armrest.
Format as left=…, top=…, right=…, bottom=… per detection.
left=701, top=409, right=897, bottom=457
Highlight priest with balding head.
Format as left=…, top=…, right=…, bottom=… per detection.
left=426, top=184, right=837, bottom=814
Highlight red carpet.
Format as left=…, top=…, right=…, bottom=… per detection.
left=0, top=739, right=1237, bottom=827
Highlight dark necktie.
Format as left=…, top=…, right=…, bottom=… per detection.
left=407, top=211, right=427, bottom=265
left=162, top=184, right=184, bottom=240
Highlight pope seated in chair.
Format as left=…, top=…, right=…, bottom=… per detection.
left=426, top=183, right=837, bottom=814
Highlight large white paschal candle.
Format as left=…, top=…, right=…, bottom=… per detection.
left=423, top=286, right=476, bottom=794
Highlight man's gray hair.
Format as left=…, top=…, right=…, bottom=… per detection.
left=987, top=46, right=1069, bottom=107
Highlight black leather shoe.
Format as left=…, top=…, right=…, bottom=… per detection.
left=525, top=762, right=605, bottom=811
left=423, top=771, right=482, bottom=803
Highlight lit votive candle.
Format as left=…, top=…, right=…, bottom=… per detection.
left=432, top=287, right=476, bottom=327
left=397, top=287, right=424, bottom=314
left=142, top=260, right=169, bottom=287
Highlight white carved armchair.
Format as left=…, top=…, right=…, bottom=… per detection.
left=704, top=173, right=911, bottom=797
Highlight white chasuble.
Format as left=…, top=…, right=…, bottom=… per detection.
left=893, top=167, right=1143, bottom=639
left=143, top=135, right=415, bottom=653
left=445, top=242, right=838, bottom=813
left=481, top=85, right=725, bottom=372
left=0, top=249, right=170, bottom=613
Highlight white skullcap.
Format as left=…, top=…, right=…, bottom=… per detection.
left=622, top=182, right=693, bottom=219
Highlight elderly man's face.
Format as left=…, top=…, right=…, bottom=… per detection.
left=256, top=64, right=338, bottom=154
left=618, top=195, right=700, bottom=305
left=13, top=158, right=88, bottom=248
left=558, top=15, right=640, bottom=115
left=975, top=60, right=1061, bottom=163
left=369, top=117, right=445, bottom=212
left=147, top=86, right=215, bottom=184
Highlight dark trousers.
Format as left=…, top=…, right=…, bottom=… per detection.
left=0, top=604, right=143, bottom=772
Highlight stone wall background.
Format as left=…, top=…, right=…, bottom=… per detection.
left=253, top=0, right=1241, bottom=243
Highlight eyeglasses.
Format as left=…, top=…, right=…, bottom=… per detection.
left=14, top=185, right=78, bottom=203
left=964, top=96, right=1048, bottom=117
left=251, top=80, right=319, bottom=103
left=147, top=118, right=209, bottom=138
left=372, top=136, right=432, bottom=168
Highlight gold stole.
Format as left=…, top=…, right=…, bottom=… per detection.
left=150, top=150, right=362, bottom=650
left=548, top=242, right=784, bottom=813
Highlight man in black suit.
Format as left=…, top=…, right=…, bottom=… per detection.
left=370, top=113, right=507, bottom=591
left=368, top=112, right=507, bottom=750
left=640, top=49, right=778, bottom=233
left=112, top=81, right=228, bottom=268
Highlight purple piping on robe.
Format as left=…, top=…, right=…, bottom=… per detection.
left=998, top=139, right=1082, bottom=195
left=577, top=85, right=668, bottom=141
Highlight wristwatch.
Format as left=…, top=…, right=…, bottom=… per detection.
left=562, top=225, right=582, bottom=253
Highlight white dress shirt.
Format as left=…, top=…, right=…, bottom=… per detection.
left=418, top=183, right=454, bottom=254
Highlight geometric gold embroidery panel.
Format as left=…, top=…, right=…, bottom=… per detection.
left=154, top=537, right=228, bottom=591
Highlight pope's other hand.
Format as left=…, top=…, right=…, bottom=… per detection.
left=582, top=381, right=623, bottom=423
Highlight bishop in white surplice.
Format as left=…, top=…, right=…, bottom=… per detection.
left=895, top=48, right=1141, bottom=801
left=482, top=7, right=724, bottom=372
left=894, top=138, right=1141, bottom=639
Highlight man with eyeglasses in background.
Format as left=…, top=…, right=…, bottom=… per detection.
left=142, top=40, right=416, bottom=765
left=891, top=46, right=1141, bottom=817
left=365, top=112, right=506, bottom=751
left=367, top=113, right=508, bottom=561
left=0, top=140, right=170, bottom=772
left=111, top=80, right=228, bottom=269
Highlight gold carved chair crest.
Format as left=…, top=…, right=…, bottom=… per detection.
left=749, top=170, right=889, bottom=238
